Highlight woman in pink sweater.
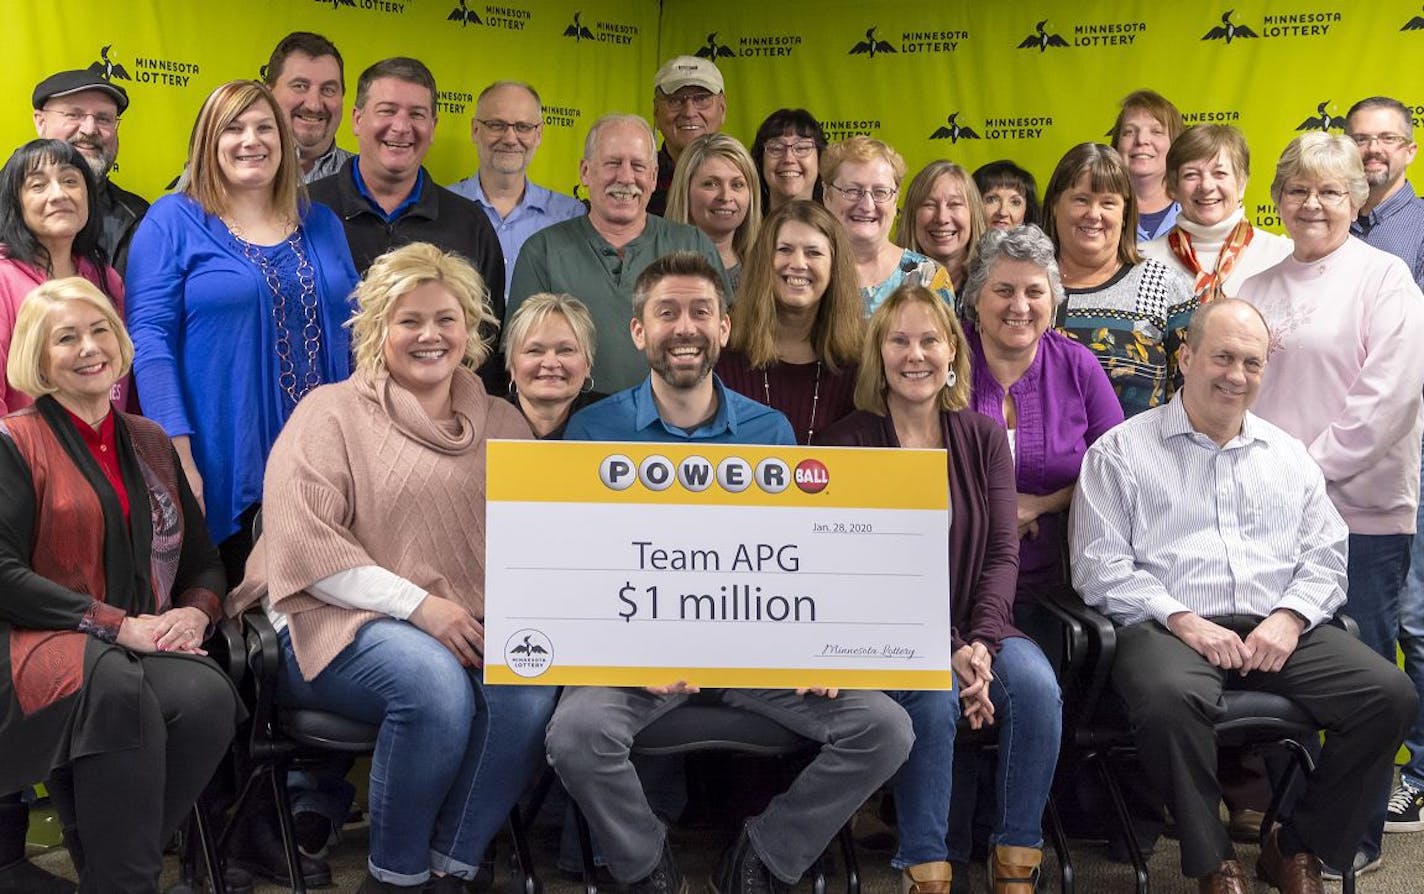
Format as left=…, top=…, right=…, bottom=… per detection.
left=0, top=139, right=126, bottom=415
left=229, top=243, right=556, bottom=894
left=1242, top=132, right=1424, bottom=875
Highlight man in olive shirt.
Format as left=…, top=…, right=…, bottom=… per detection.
left=508, top=114, right=724, bottom=392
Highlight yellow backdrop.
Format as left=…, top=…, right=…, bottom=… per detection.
left=4, top=0, right=1423, bottom=234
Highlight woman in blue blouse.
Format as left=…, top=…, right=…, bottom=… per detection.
left=126, top=80, right=358, bottom=580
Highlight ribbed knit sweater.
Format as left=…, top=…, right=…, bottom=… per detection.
left=226, top=367, right=532, bottom=679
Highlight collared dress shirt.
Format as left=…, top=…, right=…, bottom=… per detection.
left=447, top=175, right=586, bottom=296
left=1070, top=395, right=1348, bottom=629
left=1351, top=184, right=1424, bottom=291
left=565, top=375, right=794, bottom=446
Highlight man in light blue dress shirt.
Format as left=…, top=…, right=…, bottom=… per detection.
left=1071, top=299, right=1415, bottom=894
left=448, top=81, right=585, bottom=296
left=550, top=251, right=911, bottom=894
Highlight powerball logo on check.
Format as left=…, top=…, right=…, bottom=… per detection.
left=599, top=454, right=830, bottom=495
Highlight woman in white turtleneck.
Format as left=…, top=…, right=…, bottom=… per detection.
left=1142, top=124, right=1293, bottom=305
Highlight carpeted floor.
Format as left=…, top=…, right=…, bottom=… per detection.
left=26, top=798, right=1424, bottom=894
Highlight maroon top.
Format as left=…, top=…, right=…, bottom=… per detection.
left=716, top=349, right=858, bottom=446
left=815, top=408, right=1022, bottom=654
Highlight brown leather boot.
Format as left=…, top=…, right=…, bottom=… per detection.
left=899, top=860, right=951, bottom=894
left=990, top=846, right=1042, bottom=893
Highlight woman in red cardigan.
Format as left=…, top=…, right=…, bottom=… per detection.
left=0, top=277, right=238, bottom=892
left=818, top=283, right=1061, bottom=893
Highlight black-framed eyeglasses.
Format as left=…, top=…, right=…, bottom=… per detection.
left=765, top=141, right=816, bottom=159
left=828, top=183, right=897, bottom=204
left=478, top=119, right=540, bottom=135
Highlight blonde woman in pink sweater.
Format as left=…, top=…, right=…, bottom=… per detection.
left=229, top=242, right=556, bottom=894
left=1243, top=131, right=1424, bottom=878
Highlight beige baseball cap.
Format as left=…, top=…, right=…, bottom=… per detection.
left=653, top=56, right=724, bottom=95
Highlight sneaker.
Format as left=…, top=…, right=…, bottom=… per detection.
left=1319, top=850, right=1383, bottom=881
left=1385, top=781, right=1424, bottom=833
left=709, top=824, right=788, bottom=894
left=630, top=837, right=686, bottom=894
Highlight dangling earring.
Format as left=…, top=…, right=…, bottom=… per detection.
left=946, top=369, right=958, bottom=388
left=507, top=379, right=518, bottom=396
left=580, top=376, right=596, bottom=394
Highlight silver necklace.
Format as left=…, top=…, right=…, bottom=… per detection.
left=762, top=360, right=822, bottom=443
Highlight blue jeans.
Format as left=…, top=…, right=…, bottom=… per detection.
left=278, top=621, right=557, bottom=885
left=946, top=637, right=1062, bottom=861
left=1346, top=533, right=1413, bottom=862
left=1400, top=454, right=1424, bottom=791
left=887, top=689, right=959, bottom=868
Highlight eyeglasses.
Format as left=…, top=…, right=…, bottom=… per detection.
left=1281, top=186, right=1351, bottom=207
left=827, top=183, right=897, bottom=205
left=1348, top=132, right=1412, bottom=149
left=477, top=119, right=540, bottom=136
left=657, top=91, right=716, bottom=112
left=41, top=108, right=119, bottom=131
left=764, top=141, right=817, bottom=159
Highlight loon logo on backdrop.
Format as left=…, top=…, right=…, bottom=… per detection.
left=849, top=24, right=968, bottom=56
left=88, top=45, right=131, bottom=81
left=448, top=0, right=482, bottom=25
left=694, top=29, right=802, bottom=59
left=96, top=44, right=199, bottom=88
left=928, top=113, right=981, bottom=143
left=848, top=26, right=896, bottom=57
left=562, top=11, right=638, bottom=45
left=316, top=0, right=357, bottom=8
left=1201, top=9, right=1343, bottom=41
left=1201, top=10, right=1259, bottom=42
left=1295, top=101, right=1347, bottom=132
left=1017, top=20, right=1069, bottom=50
left=1016, top=18, right=1146, bottom=50
left=695, top=31, right=737, bottom=59
left=1405, top=7, right=1424, bottom=29
left=446, top=2, right=532, bottom=31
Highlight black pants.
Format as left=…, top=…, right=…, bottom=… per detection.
left=1113, top=616, right=1416, bottom=877
left=0, top=792, right=23, bottom=867
left=48, top=653, right=237, bottom=894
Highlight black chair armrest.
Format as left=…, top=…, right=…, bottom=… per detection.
left=206, top=616, right=247, bottom=684
left=1329, top=611, right=1360, bottom=639
left=1037, top=588, right=1116, bottom=734
left=240, top=609, right=286, bottom=761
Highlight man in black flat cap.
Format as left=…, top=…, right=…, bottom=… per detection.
left=32, top=69, right=149, bottom=275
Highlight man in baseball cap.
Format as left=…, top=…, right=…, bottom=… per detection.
left=32, top=69, right=148, bottom=274
left=647, top=55, right=726, bottom=216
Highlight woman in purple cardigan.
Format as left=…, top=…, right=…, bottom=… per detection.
left=818, top=283, right=1060, bottom=893
left=955, top=225, right=1122, bottom=876
left=965, top=226, right=1124, bottom=596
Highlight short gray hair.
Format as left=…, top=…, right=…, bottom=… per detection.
left=582, top=113, right=656, bottom=162
left=962, top=225, right=1067, bottom=312
left=1270, top=132, right=1369, bottom=210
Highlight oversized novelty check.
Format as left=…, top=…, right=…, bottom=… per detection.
left=484, top=440, right=951, bottom=689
